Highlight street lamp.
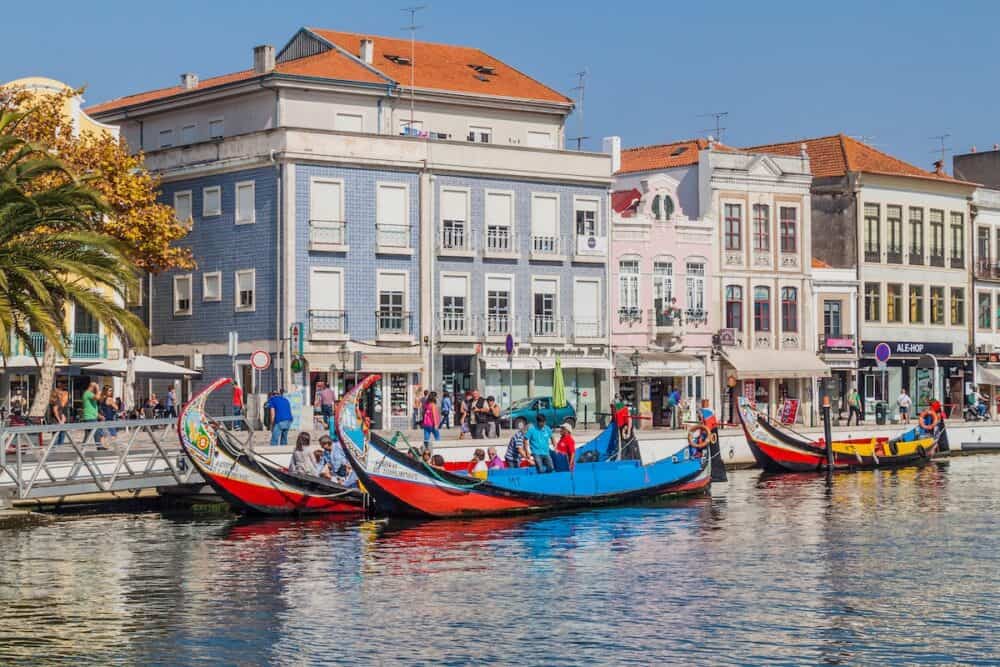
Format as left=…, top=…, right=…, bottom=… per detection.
left=337, top=345, right=351, bottom=394
left=630, top=349, right=641, bottom=376
left=727, top=375, right=738, bottom=425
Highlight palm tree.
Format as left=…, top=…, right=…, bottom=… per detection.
left=0, top=110, right=148, bottom=417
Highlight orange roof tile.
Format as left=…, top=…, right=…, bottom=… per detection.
left=747, top=134, right=967, bottom=184
left=617, top=138, right=734, bottom=174
left=310, top=28, right=571, bottom=104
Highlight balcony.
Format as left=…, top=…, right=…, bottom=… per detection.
left=685, top=309, right=708, bottom=325
left=530, top=315, right=562, bottom=340
left=309, top=219, right=348, bottom=252
left=886, top=248, right=903, bottom=264
left=909, top=250, right=924, bottom=265
left=483, top=314, right=513, bottom=338
left=950, top=255, right=965, bottom=270
left=10, top=332, right=107, bottom=359
left=572, top=319, right=604, bottom=341
left=376, top=310, right=412, bottom=339
left=975, top=258, right=1000, bottom=281
left=864, top=246, right=880, bottom=263
left=618, top=307, right=643, bottom=325
left=573, top=234, right=607, bottom=263
left=375, top=224, right=412, bottom=255
left=650, top=309, right=684, bottom=335
left=818, top=333, right=856, bottom=354
left=530, top=235, right=564, bottom=261
left=929, top=253, right=945, bottom=268
left=309, top=310, right=347, bottom=339
left=484, top=226, right=517, bottom=258
left=437, top=313, right=471, bottom=339
left=438, top=223, right=474, bottom=257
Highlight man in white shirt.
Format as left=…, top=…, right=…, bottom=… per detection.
left=897, top=388, right=912, bottom=424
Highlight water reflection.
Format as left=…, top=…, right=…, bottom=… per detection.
left=0, top=457, right=997, bottom=666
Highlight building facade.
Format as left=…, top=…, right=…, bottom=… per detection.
left=89, top=27, right=612, bottom=422
left=811, top=259, right=860, bottom=416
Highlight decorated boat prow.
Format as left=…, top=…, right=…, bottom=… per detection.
left=177, top=377, right=364, bottom=515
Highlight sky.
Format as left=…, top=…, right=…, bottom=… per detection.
left=4, top=0, right=998, bottom=171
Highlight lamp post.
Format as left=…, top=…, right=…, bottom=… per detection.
left=727, top=375, right=737, bottom=426
left=337, top=345, right=350, bottom=396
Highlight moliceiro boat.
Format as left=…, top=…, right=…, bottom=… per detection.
left=177, top=378, right=364, bottom=515
left=736, top=397, right=941, bottom=472
left=336, top=375, right=713, bottom=519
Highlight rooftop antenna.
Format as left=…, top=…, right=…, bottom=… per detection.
left=569, top=69, right=589, bottom=151
left=930, top=133, right=952, bottom=164
left=401, top=5, right=426, bottom=135
left=698, top=111, right=728, bottom=143
left=850, top=134, right=878, bottom=145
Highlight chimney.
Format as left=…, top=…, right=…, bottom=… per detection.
left=933, top=160, right=945, bottom=176
left=360, top=39, right=374, bottom=65
left=253, top=44, right=275, bottom=74
left=602, top=136, right=621, bottom=173
left=180, top=72, right=198, bottom=90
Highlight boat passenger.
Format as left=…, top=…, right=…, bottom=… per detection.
left=504, top=419, right=530, bottom=469
left=555, top=423, right=576, bottom=471
left=290, top=433, right=315, bottom=476
left=468, top=449, right=488, bottom=479
left=431, top=454, right=446, bottom=468
left=527, top=414, right=555, bottom=473
left=486, top=447, right=504, bottom=469
left=319, top=435, right=349, bottom=479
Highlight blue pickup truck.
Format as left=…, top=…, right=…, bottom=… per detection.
left=502, top=397, right=576, bottom=430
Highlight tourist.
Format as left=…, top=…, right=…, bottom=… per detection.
left=165, top=386, right=177, bottom=419
left=430, top=454, right=446, bottom=469
left=290, top=432, right=314, bottom=476
left=422, top=393, right=441, bottom=453
left=555, top=422, right=576, bottom=471
left=413, top=390, right=428, bottom=428
left=313, top=381, right=337, bottom=428
left=847, top=387, right=863, bottom=426
left=265, top=388, right=293, bottom=446
left=232, top=383, right=244, bottom=430
left=421, top=450, right=432, bottom=465
left=439, top=391, right=453, bottom=429
left=486, top=447, right=504, bottom=469
left=668, top=387, right=682, bottom=428
left=81, top=382, right=100, bottom=445
left=471, top=390, right=488, bottom=439
left=527, top=413, right=554, bottom=473
left=458, top=391, right=472, bottom=440
left=51, top=382, right=69, bottom=446
left=504, top=419, right=530, bottom=469
left=897, top=388, right=912, bottom=424
left=486, top=396, right=501, bottom=438
left=468, top=448, right=488, bottom=479
left=319, top=435, right=348, bottom=478
left=9, top=387, right=25, bottom=416
left=143, top=394, right=159, bottom=419
left=98, top=386, right=119, bottom=448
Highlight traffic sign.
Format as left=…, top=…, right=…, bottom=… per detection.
left=874, top=342, right=892, bottom=364
left=505, top=334, right=515, bottom=355
left=250, top=349, right=271, bottom=370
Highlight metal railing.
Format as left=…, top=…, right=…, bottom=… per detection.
left=438, top=313, right=469, bottom=337
left=864, top=247, right=880, bottom=262
left=309, top=219, right=347, bottom=247
left=929, top=252, right=945, bottom=267
left=886, top=248, right=903, bottom=264
left=376, top=223, right=411, bottom=248
left=376, top=310, right=412, bottom=336
left=651, top=308, right=683, bottom=328
left=531, top=315, right=561, bottom=338
left=531, top=235, right=560, bottom=256
left=951, top=255, right=965, bottom=269
left=439, top=222, right=471, bottom=251
left=909, top=250, right=924, bottom=265
left=484, top=314, right=512, bottom=336
left=309, top=309, right=347, bottom=335
left=685, top=309, right=708, bottom=323
left=618, top=307, right=642, bottom=324
left=10, top=332, right=106, bottom=359
left=975, top=258, right=1000, bottom=280
left=573, top=320, right=603, bottom=339
left=485, top=226, right=515, bottom=254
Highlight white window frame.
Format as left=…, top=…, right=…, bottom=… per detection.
left=335, top=112, right=364, bottom=133
left=309, top=266, right=346, bottom=309
left=173, top=274, right=192, bottom=316
left=484, top=189, right=516, bottom=254
left=618, top=256, right=641, bottom=315
left=310, top=177, right=346, bottom=223
left=376, top=182, right=411, bottom=250
left=202, top=186, right=222, bottom=217
left=173, top=190, right=193, bottom=228
left=527, top=130, right=553, bottom=148
left=484, top=273, right=515, bottom=337
left=440, top=186, right=471, bottom=250
left=234, top=269, right=256, bottom=313
left=530, top=192, right=560, bottom=254
left=235, top=180, right=255, bottom=225
left=208, top=118, right=224, bottom=139
left=202, top=271, right=222, bottom=302
left=573, top=277, right=603, bottom=338
left=181, top=124, right=197, bottom=145
left=574, top=195, right=601, bottom=237
left=467, top=125, right=493, bottom=143
left=158, top=129, right=173, bottom=149
left=531, top=275, right=561, bottom=337
left=377, top=270, right=410, bottom=312
left=440, top=272, right=471, bottom=335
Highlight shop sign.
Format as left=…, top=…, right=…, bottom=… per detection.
left=824, top=336, right=856, bottom=352
left=778, top=399, right=799, bottom=425
left=860, top=341, right=953, bottom=357
left=718, top=328, right=737, bottom=346
left=976, top=353, right=1000, bottom=363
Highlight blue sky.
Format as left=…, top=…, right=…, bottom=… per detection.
left=4, top=0, right=998, bottom=170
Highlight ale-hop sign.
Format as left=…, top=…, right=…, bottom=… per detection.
left=861, top=341, right=953, bottom=356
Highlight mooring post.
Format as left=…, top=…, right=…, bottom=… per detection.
left=822, top=395, right=834, bottom=471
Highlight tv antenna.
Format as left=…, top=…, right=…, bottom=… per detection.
left=569, top=69, right=589, bottom=151
left=401, top=5, right=427, bottom=135
left=929, top=133, right=952, bottom=164
left=850, top=134, right=878, bottom=146
left=698, top=111, right=728, bottom=143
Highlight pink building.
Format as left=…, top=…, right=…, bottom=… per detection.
left=609, top=139, right=716, bottom=426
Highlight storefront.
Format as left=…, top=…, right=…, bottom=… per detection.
left=719, top=348, right=830, bottom=425
left=859, top=341, right=970, bottom=419
left=612, top=352, right=706, bottom=428
left=975, top=356, right=1000, bottom=417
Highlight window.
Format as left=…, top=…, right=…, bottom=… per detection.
left=181, top=124, right=197, bottom=145
left=173, top=190, right=193, bottom=227
left=779, top=207, right=797, bottom=253
left=526, top=131, right=553, bottom=148
left=377, top=272, right=407, bottom=334
left=202, top=272, right=221, bottom=302
left=886, top=283, right=903, bottom=323
left=158, top=129, right=173, bottom=149
left=978, top=227, right=991, bottom=270
left=909, top=207, right=924, bottom=264
left=575, top=199, right=599, bottom=237
left=864, top=203, right=880, bottom=262
left=486, top=275, right=512, bottom=335
left=485, top=191, right=514, bottom=252
left=532, top=278, right=558, bottom=337
left=310, top=179, right=345, bottom=245
left=753, top=286, right=771, bottom=332
left=235, top=181, right=255, bottom=225
left=780, top=287, right=798, bottom=332
left=530, top=194, right=559, bottom=254
left=652, top=261, right=673, bottom=315
left=752, top=204, right=770, bottom=251
left=725, top=285, right=743, bottom=330
left=652, top=194, right=674, bottom=221
left=235, top=270, right=255, bottom=312
left=951, top=287, right=965, bottom=326
left=202, top=186, right=221, bottom=217
left=440, top=189, right=469, bottom=250
left=930, top=286, right=945, bottom=325
left=685, top=262, right=705, bottom=320
left=126, top=281, right=143, bottom=308
left=467, top=125, right=492, bottom=143
left=909, top=285, right=924, bottom=324
left=950, top=212, right=965, bottom=268
left=929, top=209, right=945, bottom=266
left=724, top=203, right=742, bottom=251
left=864, top=282, right=881, bottom=322
left=823, top=300, right=841, bottom=337
left=376, top=184, right=410, bottom=247
left=173, top=275, right=192, bottom=315
left=979, top=292, right=992, bottom=329
left=335, top=113, right=364, bottom=133
left=441, top=275, right=468, bottom=335
left=574, top=279, right=602, bottom=338
left=309, top=268, right=345, bottom=334
left=886, top=205, right=903, bottom=263
left=208, top=119, right=224, bottom=138
left=618, top=259, right=640, bottom=318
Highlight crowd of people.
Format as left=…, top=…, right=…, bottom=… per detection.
left=288, top=432, right=357, bottom=487
left=413, top=389, right=503, bottom=450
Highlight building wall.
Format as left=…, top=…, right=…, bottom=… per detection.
left=811, top=186, right=857, bottom=269
left=954, top=150, right=1000, bottom=188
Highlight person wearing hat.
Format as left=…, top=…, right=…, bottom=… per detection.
left=526, top=413, right=555, bottom=473
left=555, top=422, right=577, bottom=471
left=318, top=434, right=349, bottom=479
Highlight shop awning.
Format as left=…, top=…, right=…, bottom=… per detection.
left=977, top=364, right=1000, bottom=386
left=483, top=357, right=554, bottom=370
left=722, top=348, right=830, bottom=380
left=358, top=353, right=424, bottom=373
left=614, top=352, right=705, bottom=377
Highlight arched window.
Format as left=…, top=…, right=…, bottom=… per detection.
left=652, top=195, right=662, bottom=220
left=725, top=286, right=743, bottom=330
left=754, top=286, right=771, bottom=332
left=781, top=287, right=798, bottom=332
left=651, top=193, right=675, bottom=221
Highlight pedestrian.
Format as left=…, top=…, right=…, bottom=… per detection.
left=81, top=381, right=100, bottom=445
left=487, top=396, right=501, bottom=438
left=439, top=391, right=453, bottom=429
left=265, top=388, right=293, bottom=446
left=313, top=380, right=337, bottom=428
left=668, top=387, right=682, bottom=428
left=847, top=387, right=863, bottom=426
left=165, top=386, right=177, bottom=419
left=232, top=383, right=244, bottom=430
left=98, top=386, right=119, bottom=449
left=458, top=391, right=472, bottom=440
left=471, top=390, right=488, bottom=439
left=422, top=392, right=441, bottom=454
left=526, top=413, right=554, bottom=473
left=50, top=382, right=69, bottom=446
left=504, top=418, right=530, bottom=469
left=897, top=388, right=912, bottom=424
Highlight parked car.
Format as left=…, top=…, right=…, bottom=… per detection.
left=502, top=397, right=576, bottom=430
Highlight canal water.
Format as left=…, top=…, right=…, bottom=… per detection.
left=1, top=455, right=998, bottom=666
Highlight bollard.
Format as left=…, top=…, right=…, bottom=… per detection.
left=822, top=395, right=834, bottom=471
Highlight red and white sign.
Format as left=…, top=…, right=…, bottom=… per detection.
left=779, top=399, right=800, bottom=425
left=250, top=349, right=271, bottom=370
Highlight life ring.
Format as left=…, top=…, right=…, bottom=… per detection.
left=917, top=444, right=927, bottom=458
left=918, top=410, right=940, bottom=430
left=709, top=431, right=719, bottom=445
left=687, top=425, right=710, bottom=450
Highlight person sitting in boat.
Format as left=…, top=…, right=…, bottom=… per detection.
left=527, top=414, right=555, bottom=473
left=468, top=449, right=488, bottom=479
left=431, top=454, right=446, bottom=469
left=504, top=420, right=531, bottom=469
left=318, top=435, right=349, bottom=479
left=290, top=433, right=315, bottom=476
left=486, top=447, right=504, bottom=469
left=555, top=422, right=577, bottom=471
